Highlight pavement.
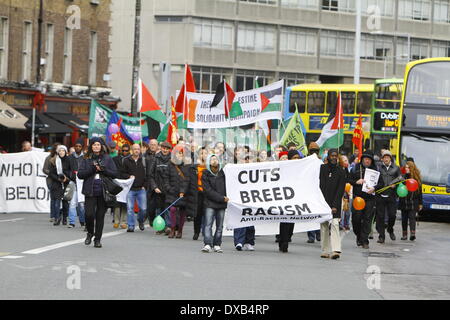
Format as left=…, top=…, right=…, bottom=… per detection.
left=0, top=212, right=449, bottom=300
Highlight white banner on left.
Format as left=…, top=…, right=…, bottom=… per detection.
left=0, top=151, right=50, bottom=213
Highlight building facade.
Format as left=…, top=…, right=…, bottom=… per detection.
left=0, top=0, right=118, bottom=152
left=110, top=0, right=450, bottom=113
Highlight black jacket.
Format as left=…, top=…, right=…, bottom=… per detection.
left=399, top=173, right=423, bottom=211
left=202, top=168, right=227, bottom=210
left=77, top=154, right=118, bottom=197
left=377, top=162, right=403, bottom=198
left=122, top=156, right=148, bottom=190
left=112, top=155, right=130, bottom=179
left=48, top=156, right=73, bottom=199
left=349, top=162, right=383, bottom=200
left=163, top=161, right=190, bottom=207
left=319, top=163, right=346, bottom=218
left=149, top=152, right=171, bottom=192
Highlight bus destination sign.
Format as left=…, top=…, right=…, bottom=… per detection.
left=417, top=114, right=450, bottom=129
left=373, top=111, right=399, bottom=133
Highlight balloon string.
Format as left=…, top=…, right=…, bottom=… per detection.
left=156, top=197, right=183, bottom=218
left=375, top=180, right=405, bottom=194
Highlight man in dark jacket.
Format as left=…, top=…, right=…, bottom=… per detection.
left=349, top=150, right=383, bottom=249
left=68, top=138, right=86, bottom=228
left=148, top=141, right=172, bottom=232
left=319, top=149, right=346, bottom=259
left=201, top=154, right=228, bottom=253
left=122, top=143, right=148, bottom=232
left=376, top=150, right=403, bottom=243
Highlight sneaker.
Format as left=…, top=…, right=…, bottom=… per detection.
left=235, top=243, right=243, bottom=251
left=244, top=244, right=255, bottom=251
left=213, top=246, right=223, bottom=253
left=68, top=224, right=75, bottom=228
left=139, top=222, right=145, bottom=231
left=321, top=253, right=330, bottom=258
left=201, top=245, right=212, bottom=253
left=127, top=228, right=135, bottom=233
left=113, top=223, right=119, bottom=229
left=121, top=224, right=127, bottom=229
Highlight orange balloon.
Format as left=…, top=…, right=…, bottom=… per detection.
left=353, top=197, right=366, bottom=211
left=345, top=183, right=352, bottom=193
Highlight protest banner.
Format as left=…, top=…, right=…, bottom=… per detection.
left=0, top=151, right=50, bottom=213
left=223, top=155, right=332, bottom=231
left=186, top=80, right=283, bottom=129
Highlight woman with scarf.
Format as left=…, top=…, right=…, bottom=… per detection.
left=399, top=161, right=423, bottom=241
left=163, top=145, right=190, bottom=239
left=48, top=145, right=72, bottom=226
left=319, top=149, right=346, bottom=259
left=78, top=137, right=118, bottom=248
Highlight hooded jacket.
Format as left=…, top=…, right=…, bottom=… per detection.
left=349, top=150, right=383, bottom=200
left=201, top=154, right=227, bottom=209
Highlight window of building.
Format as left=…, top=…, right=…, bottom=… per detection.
left=406, top=39, right=429, bottom=60
left=0, top=17, right=8, bottom=79
left=281, top=0, right=318, bottom=9
left=434, top=1, right=450, bottom=23
left=237, top=23, right=275, bottom=52
left=280, top=72, right=319, bottom=87
left=194, top=19, right=233, bottom=50
left=322, top=0, right=355, bottom=12
left=89, top=31, right=97, bottom=86
left=235, top=70, right=274, bottom=91
left=44, top=24, right=54, bottom=82
left=63, top=27, right=73, bottom=84
left=398, top=0, right=431, bottom=21
left=239, top=0, right=278, bottom=5
left=432, top=40, right=450, bottom=57
left=191, top=66, right=232, bottom=94
left=361, top=0, right=395, bottom=17
left=154, top=16, right=185, bottom=22
left=360, top=34, right=393, bottom=60
left=307, top=91, right=325, bottom=113
left=320, top=30, right=354, bottom=57
left=280, top=27, right=317, bottom=55
left=22, top=21, right=32, bottom=81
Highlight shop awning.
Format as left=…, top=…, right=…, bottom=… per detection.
left=20, top=110, right=72, bottom=134
left=0, top=101, right=28, bottom=130
left=46, top=113, right=89, bottom=132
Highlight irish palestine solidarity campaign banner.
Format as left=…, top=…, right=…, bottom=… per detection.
left=185, top=80, right=283, bottom=129
left=223, top=155, right=332, bottom=232
left=0, top=151, right=50, bottom=213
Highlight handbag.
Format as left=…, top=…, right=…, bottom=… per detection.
left=100, top=174, right=123, bottom=196
left=63, top=181, right=76, bottom=202
left=102, top=183, right=118, bottom=207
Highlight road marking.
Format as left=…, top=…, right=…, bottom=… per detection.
left=0, top=218, right=25, bottom=223
left=22, top=230, right=126, bottom=255
left=1, top=255, right=24, bottom=259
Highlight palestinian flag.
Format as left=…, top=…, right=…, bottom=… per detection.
left=175, top=64, right=196, bottom=121
left=157, top=97, right=179, bottom=146
left=210, top=80, right=242, bottom=118
left=138, top=79, right=166, bottom=124
left=316, top=91, right=344, bottom=151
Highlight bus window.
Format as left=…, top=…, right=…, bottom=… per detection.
left=307, top=91, right=325, bottom=113
left=357, top=92, right=372, bottom=114
left=289, top=91, right=306, bottom=113
left=342, top=92, right=356, bottom=114
left=375, top=84, right=402, bottom=109
left=326, top=91, right=337, bottom=113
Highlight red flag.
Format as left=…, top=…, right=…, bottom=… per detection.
left=175, top=64, right=196, bottom=121
left=138, top=79, right=160, bottom=113
left=352, top=113, right=364, bottom=160
left=168, top=97, right=178, bottom=147
left=33, top=92, right=45, bottom=112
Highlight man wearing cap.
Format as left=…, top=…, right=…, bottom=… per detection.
left=349, top=150, right=383, bottom=249
left=376, top=150, right=403, bottom=243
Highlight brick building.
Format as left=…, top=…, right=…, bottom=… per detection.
left=0, top=0, right=119, bottom=152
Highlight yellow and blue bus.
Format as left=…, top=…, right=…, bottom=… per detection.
left=395, top=58, right=450, bottom=213
left=284, top=84, right=373, bottom=152
left=370, top=78, right=403, bottom=158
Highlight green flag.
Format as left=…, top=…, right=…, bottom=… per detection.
left=280, top=108, right=307, bottom=155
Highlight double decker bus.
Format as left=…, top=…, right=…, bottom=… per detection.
left=284, top=84, right=373, bottom=153
left=395, top=58, right=450, bottom=213
left=370, top=78, right=403, bottom=158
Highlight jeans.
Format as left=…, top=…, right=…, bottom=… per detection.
left=203, top=208, right=225, bottom=247
left=85, top=196, right=107, bottom=241
left=340, top=203, right=351, bottom=229
left=51, top=198, right=68, bottom=221
left=307, top=230, right=321, bottom=241
left=126, top=189, right=147, bottom=229
left=233, top=226, right=255, bottom=246
left=376, top=196, right=397, bottom=238
left=69, top=190, right=85, bottom=225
